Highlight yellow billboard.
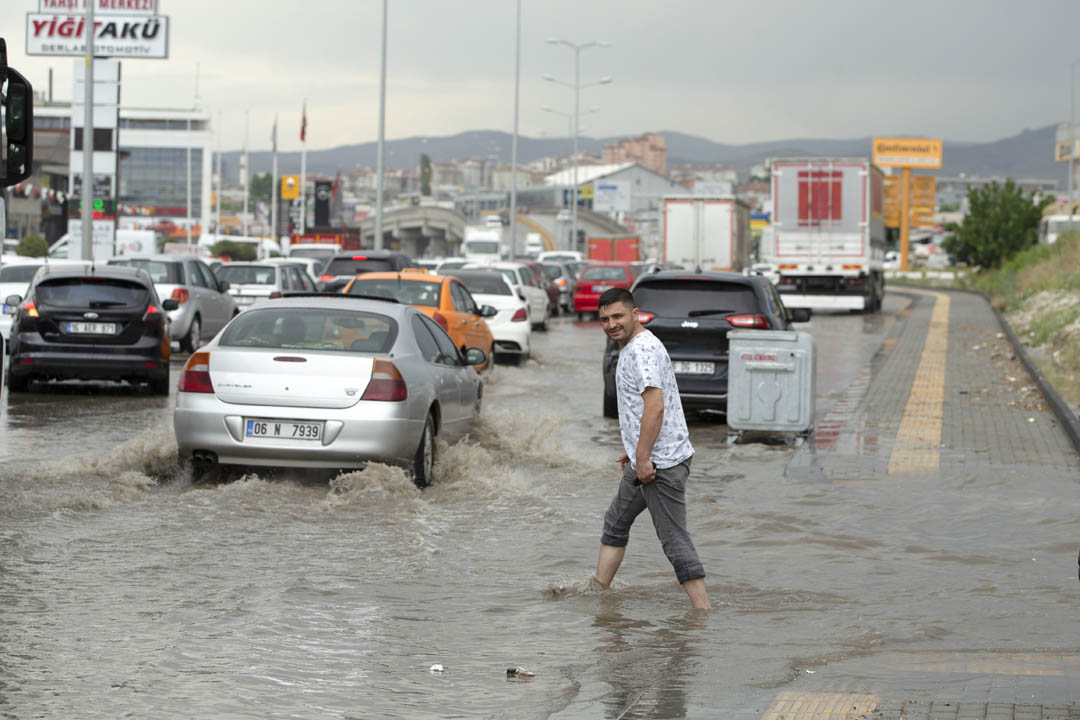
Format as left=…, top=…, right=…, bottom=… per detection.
left=872, top=137, right=943, bottom=169
left=281, top=175, right=300, bottom=200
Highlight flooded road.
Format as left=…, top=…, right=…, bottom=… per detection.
left=2, top=293, right=1078, bottom=719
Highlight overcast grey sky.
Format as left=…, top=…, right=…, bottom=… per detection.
left=3, top=0, right=1077, bottom=153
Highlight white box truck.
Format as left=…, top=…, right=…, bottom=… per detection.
left=765, top=158, right=886, bottom=312
left=661, top=195, right=750, bottom=272
left=462, top=226, right=502, bottom=263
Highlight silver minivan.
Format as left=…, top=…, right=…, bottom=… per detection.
left=107, top=255, right=238, bottom=351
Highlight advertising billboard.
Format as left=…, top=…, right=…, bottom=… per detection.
left=872, top=137, right=943, bottom=169
left=26, top=13, right=169, bottom=58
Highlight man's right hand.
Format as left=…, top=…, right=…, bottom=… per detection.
left=617, top=453, right=629, bottom=470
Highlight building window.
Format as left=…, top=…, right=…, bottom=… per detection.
left=117, top=147, right=203, bottom=217
left=119, top=118, right=206, bottom=131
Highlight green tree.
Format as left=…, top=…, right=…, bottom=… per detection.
left=15, top=234, right=48, bottom=257
left=211, top=239, right=257, bottom=261
left=249, top=172, right=273, bottom=207
left=943, top=180, right=1052, bottom=269
left=420, top=153, right=432, bottom=196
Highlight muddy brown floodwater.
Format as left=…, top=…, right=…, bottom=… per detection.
left=2, top=293, right=1078, bottom=718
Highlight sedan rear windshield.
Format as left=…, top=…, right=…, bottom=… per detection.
left=581, top=266, right=628, bottom=281
left=445, top=272, right=512, bottom=296
left=108, top=259, right=183, bottom=284
left=36, top=278, right=149, bottom=308
left=0, top=264, right=43, bottom=283
left=217, top=265, right=277, bottom=286
left=288, top=247, right=337, bottom=263
left=219, top=308, right=398, bottom=353
left=324, top=258, right=395, bottom=276
left=346, top=278, right=442, bottom=307
left=542, top=264, right=564, bottom=279
left=633, top=280, right=761, bottom=317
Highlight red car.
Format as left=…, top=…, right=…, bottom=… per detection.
left=573, top=262, right=636, bottom=320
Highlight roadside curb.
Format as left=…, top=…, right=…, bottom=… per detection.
left=895, top=284, right=1080, bottom=461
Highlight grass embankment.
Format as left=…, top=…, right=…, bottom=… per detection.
left=963, top=231, right=1080, bottom=410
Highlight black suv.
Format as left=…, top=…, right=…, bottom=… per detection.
left=318, top=251, right=415, bottom=293
left=5, top=265, right=178, bottom=394
left=602, top=270, right=811, bottom=417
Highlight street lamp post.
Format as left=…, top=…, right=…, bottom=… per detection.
left=1070, top=59, right=1080, bottom=231
left=544, top=39, right=611, bottom=252
left=542, top=104, right=600, bottom=249
left=374, top=0, right=389, bottom=251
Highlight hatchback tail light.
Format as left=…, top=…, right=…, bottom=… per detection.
left=637, top=311, right=655, bottom=324
left=726, top=314, right=770, bottom=329
left=432, top=311, right=449, bottom=332
left=143, top=303, right=165, bottom=325
left=178, top=351, right=214, bottom=393
left=362, top=359, right=408, bottom=402
left=18, top=299, right=39, bottom=331
left=511, top=307, right=527, bottom=322
left=171, top=288, right=190, bottom=304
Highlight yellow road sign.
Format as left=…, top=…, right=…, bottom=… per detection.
left=281, top=175, right=300, bottom=200
left=873, top=137, right=943, bottom=169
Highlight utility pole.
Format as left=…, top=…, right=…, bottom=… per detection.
left=374, top=0, right=388, bottom=251
left=509, top=0, right=521, bottom=258
left=80, top=0, right=95, bottom=260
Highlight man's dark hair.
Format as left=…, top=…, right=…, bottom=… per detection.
left=598, top=287, right=634, bottom=311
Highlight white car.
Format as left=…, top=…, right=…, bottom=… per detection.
left=443, top=269, right=531, bottom=364
left=462, top=261, right=549, bottom=331
left=215, top=262, right=319, bottom=311
left=1, top=258, right=90, bottom=342
left=260, top=255, right=325, bottom=281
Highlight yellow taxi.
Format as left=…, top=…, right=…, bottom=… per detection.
left=341, top=269, right=496, bottom=372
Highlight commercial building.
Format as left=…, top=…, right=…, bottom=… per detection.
left=6, top=101, right=212, bottom=242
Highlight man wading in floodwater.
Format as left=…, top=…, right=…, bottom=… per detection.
left=591, top=287, right=711, bottom=610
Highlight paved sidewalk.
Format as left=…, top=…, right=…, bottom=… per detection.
left=801, top=288, right=1078, bottom=484
left=776, top=288, right=1080, bottom=720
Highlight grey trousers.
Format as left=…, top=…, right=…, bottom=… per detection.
left=600, top=456, right=706, bottom=584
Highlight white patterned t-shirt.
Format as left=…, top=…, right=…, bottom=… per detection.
left=615, top=329, right=693, bottom=469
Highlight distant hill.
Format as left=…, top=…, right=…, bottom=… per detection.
left=221, top=125, right=1065, bottom=188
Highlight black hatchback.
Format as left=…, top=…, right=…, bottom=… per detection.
left=5, top=265, right=178, bottom=394
left=318, top=251, right=415, bottom=293
left=602, top=270, right=811, bottom=417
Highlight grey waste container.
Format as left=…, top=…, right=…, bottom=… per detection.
left=726, top=329, right=816, bottom=443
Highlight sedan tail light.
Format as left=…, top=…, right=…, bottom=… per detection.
left=171, top=288, right=190, bottom=304
left=320, top=274, right=334, bottom=282
left=726, top=314, right=770, bottom=329
left=178, top=351, right=214, bottom=393
left=362, top=359, right=408, bottom=401
left=511, top=307, right=527, bottom=322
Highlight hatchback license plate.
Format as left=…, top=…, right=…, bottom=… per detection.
left=65, top=321, right=117, bottom=335
left=245, top=418, right=323, bottom=441
left=673, top=361, right=715, bottom=375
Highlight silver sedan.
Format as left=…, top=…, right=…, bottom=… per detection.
left=173, top=296, right=487, bottom=486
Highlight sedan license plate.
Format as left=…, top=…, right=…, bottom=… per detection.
left=236, top=296, right=257, bottom=305
left=592, top=285, right=613, bottom=293
left=673, top=360, right=715, bottom=375
left=65, top=321, right=117, bottom=335
left=245, top=418, right=323, bottom=441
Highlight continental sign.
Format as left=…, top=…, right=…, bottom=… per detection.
left=873, top=137, right=943, bottom=169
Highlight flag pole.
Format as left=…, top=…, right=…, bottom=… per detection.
left=300, top=99, right=307, bottom=235
left=270, top=114, right=278, bottom=259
